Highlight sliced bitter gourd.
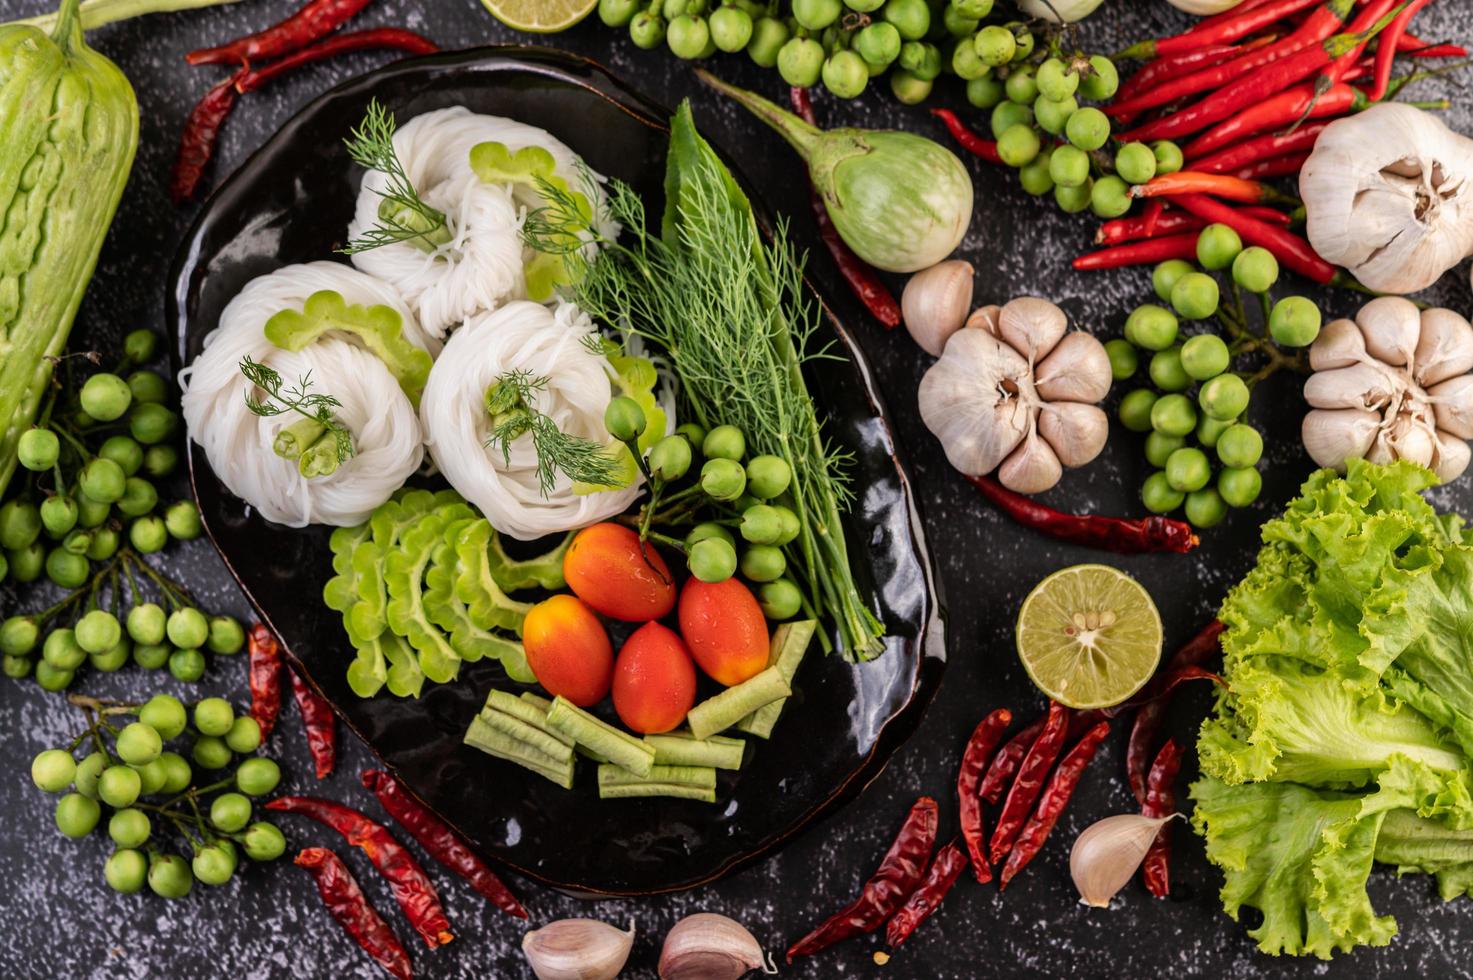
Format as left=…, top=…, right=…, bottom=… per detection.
left=454, top=519, right=533, bottom=635
left=323, top=522, right=369, bottom=623
left=381, top=631, right=424, bottom=699
left=385, top=503, right=474, bottom=684
left=427, top=521, right=533, bottom=682
left=482, top=522, right=573, bottom=592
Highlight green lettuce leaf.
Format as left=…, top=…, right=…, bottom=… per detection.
left=1375, top=808, right=1473, bottom=900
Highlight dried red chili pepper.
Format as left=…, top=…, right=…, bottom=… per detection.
left=1113, top=665, right=1224, bottom=714
left=362, top=769, right=527, bottom=920
left=990, top=702, right=1071, bottom=864
left=789, top=87, right=902, bottom=329
left=171, top=66, right=246, bottom=205
left=884, top=840, right=968, bottom=948
left=957, top=709, right=1012, bottom=883
left=235, top=29, right=440, bottom=94
left=1073, top=232, right=1202, bottom=271
left=967, top=475, right=1199, bottom=555
left=1127, top=620, right=1225, bottom=804
left=247, top=622, right=283, bottom=739
left=295, top=848, right=413, bottom=980
left=786, top=796, right=938, bottom=963
left=290, top=667, right=337, bottom=780
left=1141, top=739, right=1185, bottom=898
left=187, top=0, right=375, bottom=66
left=267, top=796, right=454, bottom=948
left=980, top=709, right=1104, bottom=804
left=928, top=108, right=1004, bottom=165
left=999, top=720, right=1111, bottom=888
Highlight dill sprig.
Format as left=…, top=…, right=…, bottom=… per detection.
left=240, top=356, right=355, bottom=467
left=340, top=99, right=450, bottom=256
left=522, top=115, right=884, bottom=661
left=483, top=369, right=623, bottom=498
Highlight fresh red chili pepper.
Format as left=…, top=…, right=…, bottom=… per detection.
left=1131, top=171, right=1288, bottom=205
left=247, top=622, right=283, bottom=739
left=295, top=848, right=413, bottom=980
left=1127, top=620, right=1225, bottom=804
left=789, top=88, right=902, bottom=329
left=1095, top=205, right=1290, bottom=245
left=1232, top=152, right=1313, bottom=181
left=999, top=720, right=1111, bottom=888
left=235, top=29, right=440, bottom=94
left=187, top=0, right=375, bottom=65
left=362, top=770, right=527, bottom=920
left=1400, top=32, right=1467, bottom=57
left=929, top=107, right=1004, bottom=165
left=290, top=668, right=337, bottom=780
left=1167, top=193, right=1336, bottom=283
left=957, top=709, right=1012, bottom=884
left=1192, top=122, right=1329, bottom=173
left=267, top=797, right=454, bottom=949
left=1120, top=0, right=1319, bottom=60
left=1370, top=0, right=1433, bottom=100
left=1141, top=740, right=1185, bottom=898
left=786, top=797, right=938, bottom=963
left=171, top=67, right=246, bottom=205
left=1116, top=36, right=1279, bottom=108
left=990, top=702, right=1070, bottom=863
left=966, top=475, right=1199, bottom=554
left=1074, top=232, right=1201, bottom=271
left=884, top=841, right=968, bottom=948
left=1108, top=0, right=1352, bottom=120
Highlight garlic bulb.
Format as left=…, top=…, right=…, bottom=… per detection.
left=1071, top=813, right=1178, bottom=908
left=1166, top=0, right=1244, bottom=14
left=918, top=296, right=1112, bottom=494
left=1301, top=103, right=1473, bottom=294
left=523, top=918, right=635, bottom=980
left=1301, top=297, right=1473, bottom=483
left=1017, top=0, right=1104, bottom=23
left=902, top=260, right=974, bottom=357
left=658, top=913, right=776, bottom=980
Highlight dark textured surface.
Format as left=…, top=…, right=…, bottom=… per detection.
left=1, top=1, right=1472, bottom=978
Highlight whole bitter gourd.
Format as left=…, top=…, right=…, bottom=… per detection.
left=0, top=0, right=138, bottom=497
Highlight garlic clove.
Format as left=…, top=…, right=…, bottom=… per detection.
left=1070, top=813, right=1178, bottom=908
left=1301, top=408, right=1381, bottom=470
left=1430, top=375, right=1473, bottom=439
left=1433, top=430, right=1472, bottom=483
left=998, top=428, right=1063, bottom=494
left=918, top=328, right=1032, bottom=475
left=1303, top=363, right=1401, bottom=411
left=1310, top=318, right=1369, bottom=371
left=902, top=260, right=975, bottom=358
left=965, top=304, right=1002, bottom=337
left=1034, top=333, right=1113, bottom=404
left=1414, top=308, right=1473, bottom=387
left=522, top=918, right=635, bottom=980
left=658, top=913, right=775, bottom=980
left=998, top=297, right=1068, bottom=364
left=1366, top=430, right=1398, bottom=465
left=1038, top=402, right=1108, bottom=468
left=1386, top=414, right=1436, bottom=467
left=1355, top=296, right=1423, bottom=367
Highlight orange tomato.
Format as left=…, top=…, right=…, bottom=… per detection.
left=677, top=578, right=770, bottom=687
left=612, top=622, right=698, bottom=734
left=522, top=595, right=613, bottom=707
left=563, top=523, right=676, bottom=622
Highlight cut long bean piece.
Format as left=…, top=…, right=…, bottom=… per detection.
left=736, top=620, right=816, bottom=739
left=644, top=731, right=747, bottom=770
left=599, top=782, right=718, bottom=803
left=689, top=665, right=792, bottom=741
left=464, top=717, right=575, bottom=789
left=598, top=764, right=717, bottom=790
left=477, top=707, right=575, bottom=763
left=487, top=690, right=573, bottom=746
left=546, top=697, right=655, bottom=777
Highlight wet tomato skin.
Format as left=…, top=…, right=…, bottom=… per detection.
left=612, top=622, right=698, bottom=734
left=678, top=578, right=770, bottom=687
left=522, top=594, right=613, bottom=707
left=563, top=523, right=676, bottom=622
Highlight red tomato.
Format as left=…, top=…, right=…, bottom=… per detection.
left=677, top=578, right=770, bottom=687
left=563, top=523, right=676, bottom=622
left=522, top=595, right=613, bottom=707
left=612, top=622, right=698, bottom=734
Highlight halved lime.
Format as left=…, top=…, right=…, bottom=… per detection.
left=481, top=0, right=597, bottom=32
left=1016, top=564, right=1162, bottom=710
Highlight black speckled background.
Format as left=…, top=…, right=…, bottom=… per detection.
left=2, top=1, right=1473, bottom=977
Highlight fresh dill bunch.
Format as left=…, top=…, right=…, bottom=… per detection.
left=239, top=356, right=355, bottom=469
left=340, top=99, right=450, bottom=256
left=483, top=369, right=623, bottom=498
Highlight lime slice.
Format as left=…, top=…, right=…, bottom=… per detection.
left=482, top=0, right=597, bottom=32
left=1015, top=564, right=1163, bottom=710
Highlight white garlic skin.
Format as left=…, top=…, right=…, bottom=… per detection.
left=1301, top=103, right=1473, bottom=294
left=918, top=296, right=1112, bottom=494
left=902, top=260, right=975, bottom=357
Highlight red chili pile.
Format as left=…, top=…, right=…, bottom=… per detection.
left=788, top=620, right=1226, bottom=961
left=171, top=0, right=439, bottom=203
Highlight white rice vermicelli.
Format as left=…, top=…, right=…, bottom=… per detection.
left=347, top=107, right=618, bottom=339
left=180, top=262, right=429, bottom=528
left=419, top=300, right=642, bottom=541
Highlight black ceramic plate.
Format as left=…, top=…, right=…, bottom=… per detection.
left=168, top=47, right=945, bottom=897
